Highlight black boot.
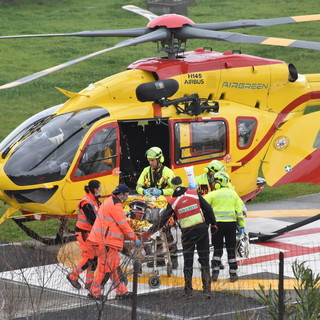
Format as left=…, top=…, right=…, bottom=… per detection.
left=183, top=280, right=193, bottom=298
left=171, top=255, right=178, bottom=269
left=230, top=271, right=238, bottom=282
left=211, top=270, right=219, bottom=282
left=201, top=267, right=212, bottom=298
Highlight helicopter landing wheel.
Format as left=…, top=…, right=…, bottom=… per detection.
left=148, top=275, right=161, bottom=289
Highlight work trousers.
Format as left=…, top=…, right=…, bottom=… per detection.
left=70, top=231, right=97, bottom=286
left=211, top=221, right=237, bottom=273
left=182, top=225, right=210, bottom=293
left=90, top=246, right=128, bottom=297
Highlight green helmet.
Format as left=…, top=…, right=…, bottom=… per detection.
left=204, top=160, right=225, bottom=173
left=145, top=146, right=164, bottom=163
left=213, top=171, right=230, bottom=188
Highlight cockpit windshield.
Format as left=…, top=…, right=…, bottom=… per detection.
left=4, top=107, right=109, bottom=186
left=0, top=104, right=62, bottom=158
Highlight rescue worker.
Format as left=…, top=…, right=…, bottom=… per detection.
left=87, top=184, right=140, bottom=301
left=136, top=146, right=175, bottom=197
left=204, top=171, right=245, bottom=282
left=143, top=177, right=218, bottom=298
left=136, top=146, right=178, bottom=269
left=66, top=179, right=101, bottom=290
left=195, top=159, right=226, bottom=195
left=196, top=159, right=248, bottom=218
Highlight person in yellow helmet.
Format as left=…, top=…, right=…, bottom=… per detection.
left=204, top=171, right=245, bottom=283
left=195, top=160, right=226, bottom=195
left=136, top=146, right=178, bottom=268
left=136, top=146, right=175, bottom=197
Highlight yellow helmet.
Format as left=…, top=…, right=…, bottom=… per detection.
left=145, top=146, right=164, bottom=163
left=204, top=160, right=225, bottom=173
left=213, top=171, right=230, bottom=188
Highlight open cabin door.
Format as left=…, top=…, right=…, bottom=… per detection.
left=262, top=111, right=320, bottom=186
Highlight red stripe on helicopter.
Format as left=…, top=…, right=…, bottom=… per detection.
left=233, top=91, right=320, bottom=172
left=272, top=148, right=320, bottom=186
left=129, top=51, right=283, bottom=79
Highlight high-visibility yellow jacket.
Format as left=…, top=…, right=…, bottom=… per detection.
left=196, top=173, right=234, bottom=195
left=136, top=165, right=175, bottom=196
left=204, top=187, right=245, bottom=227
left=195, top=173, right=214, bottom=195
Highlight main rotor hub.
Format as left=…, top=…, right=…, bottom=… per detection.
left=147, top=14, right=194, bottom=29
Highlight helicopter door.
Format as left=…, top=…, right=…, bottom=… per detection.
left=62, top=123, right=119, bottom=202
left=262, top=111, right=320, bottom=186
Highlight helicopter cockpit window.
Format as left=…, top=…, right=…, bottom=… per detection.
left=174, top=120, right=226, bottom=164
left=4, top=107, right=109, bottom=186
left=0, top=104, right=62, bottom=158
left=237, top=118, right=257, bottom=148
left=75, top=125, right=117, bottom=177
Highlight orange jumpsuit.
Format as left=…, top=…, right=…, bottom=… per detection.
left=69, top=192, right=100, bottom=287
left=87, top=194, right=137, bottom=297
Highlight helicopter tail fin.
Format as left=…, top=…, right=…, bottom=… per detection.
left=262, top=110, right=320, bottom=186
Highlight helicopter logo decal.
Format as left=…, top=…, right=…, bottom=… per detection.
left=222, top=82, right=269, bottom=89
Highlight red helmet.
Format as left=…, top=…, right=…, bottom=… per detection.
left=130, top=209, right=145, bottom=221
left=129, top=199, right=153, bottom=220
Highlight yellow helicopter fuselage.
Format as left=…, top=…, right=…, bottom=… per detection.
left=1, top=48, right=320, bottom=223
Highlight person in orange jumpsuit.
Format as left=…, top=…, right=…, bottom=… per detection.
left=66, top=179, right=101, bottom=290
left=87, top=184, right=140, bottom=301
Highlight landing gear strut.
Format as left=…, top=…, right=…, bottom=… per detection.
left=13, top=217, right=76, bottom=245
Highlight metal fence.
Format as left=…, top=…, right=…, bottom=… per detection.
left=0, top=239, right=319, bottom=320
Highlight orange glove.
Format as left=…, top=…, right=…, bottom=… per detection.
left=166, top=216, right=175, bottom=227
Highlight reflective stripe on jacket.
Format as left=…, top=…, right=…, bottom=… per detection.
left=76, top=193, right=100, bottom=231
left=87, top=195, right=137, bottom=250
left=204, top=187, right=245, bottom=227
left=136, top=165, right=175, bottom=196
left=169, top=189, right=205, bottom=229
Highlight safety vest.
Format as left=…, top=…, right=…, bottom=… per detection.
left=204, top=187, right=245, bottom=227
left=76, top=192, right=100, bottom=231
left=169, top=189, right=205, bottom=229
left=87, top=195, right=137, bottom=250
left=136, top=165, right=175, bottom=196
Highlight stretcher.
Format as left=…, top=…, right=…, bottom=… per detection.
left=123, top=197, right=177, bottom=288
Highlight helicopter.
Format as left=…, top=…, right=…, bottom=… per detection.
left=1, top=4, right=320, bottom=244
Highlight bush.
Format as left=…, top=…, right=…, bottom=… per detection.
left=256, top=261, right=320, bottom=319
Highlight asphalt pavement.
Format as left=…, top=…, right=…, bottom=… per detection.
left=0, top=193, right=319, bottom=320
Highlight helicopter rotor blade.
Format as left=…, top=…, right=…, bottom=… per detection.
left=177, top=25, right=320, bottom=51
left=0, top=27, right=150, bottom=40
left=192, top=14, right=320, bottom=31
left=0, top=28, right=170, bottom=90
left=122, top=5, right=158, bottom=21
